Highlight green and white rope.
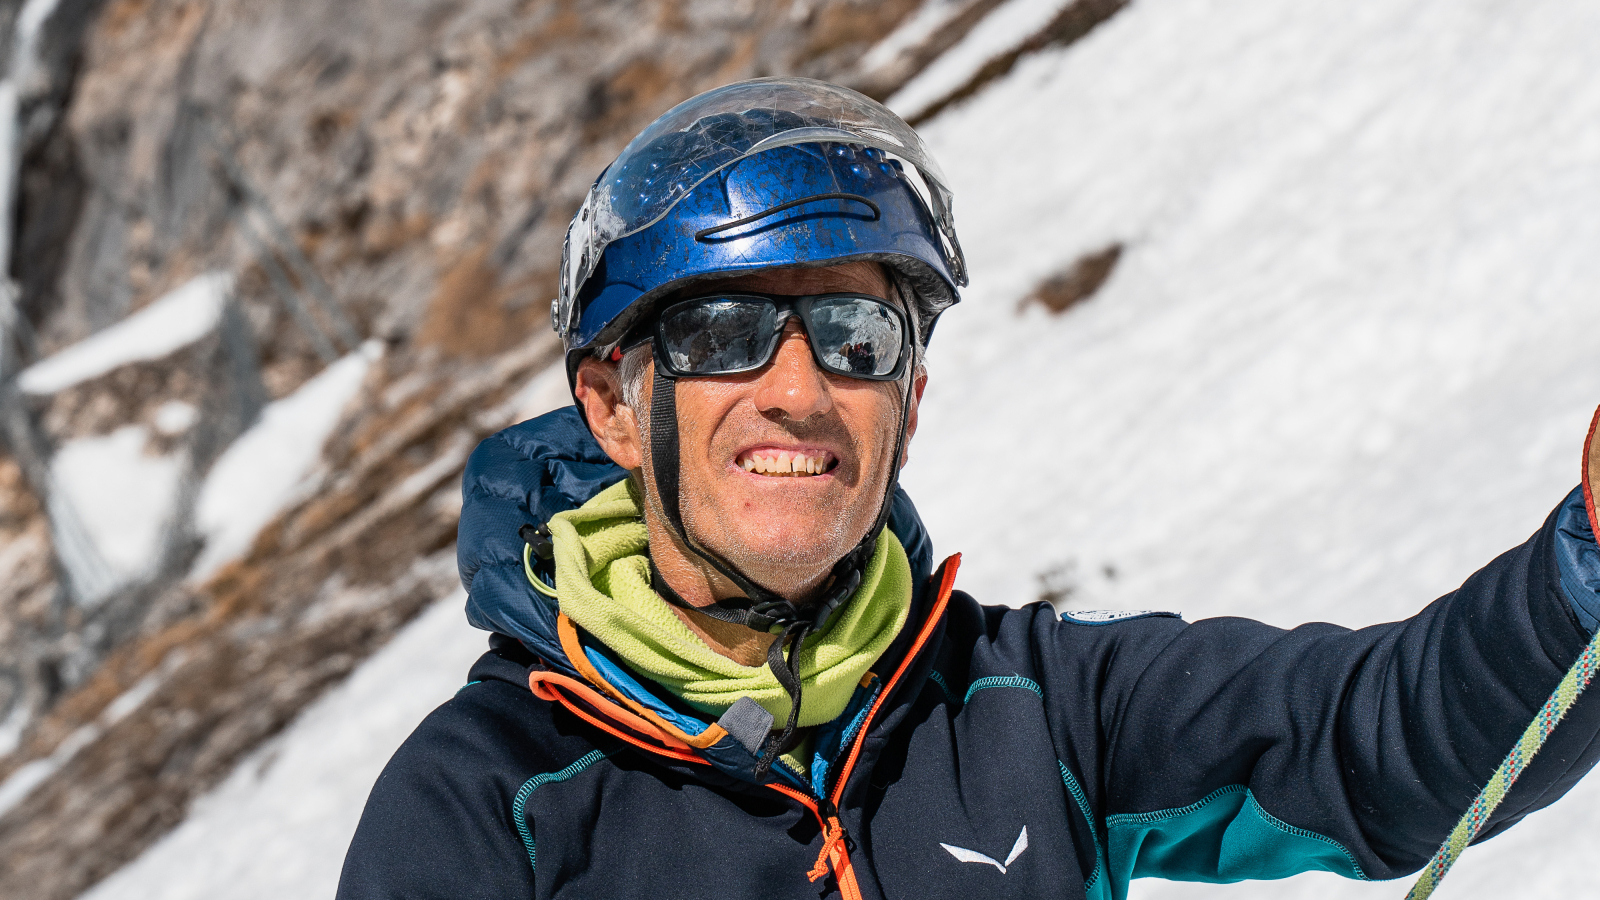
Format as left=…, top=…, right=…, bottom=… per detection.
left=1405, top=626, right=1600, bottom=899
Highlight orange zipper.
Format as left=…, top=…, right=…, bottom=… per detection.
left=768, top=782, right=867, bottom=900
left=530, top=554, right=961, bottom=899
left=825, top=555, right=960, bottom=811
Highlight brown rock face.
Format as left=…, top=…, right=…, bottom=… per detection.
left=0, top=1, right=1013, bottom=897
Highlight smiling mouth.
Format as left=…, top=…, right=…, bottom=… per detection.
left=737, top=448, right=837, bottom=477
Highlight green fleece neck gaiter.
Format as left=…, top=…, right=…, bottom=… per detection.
left=548, top=478, right=911, bottom=728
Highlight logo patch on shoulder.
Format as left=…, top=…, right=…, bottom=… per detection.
left=1061, top=609, right=1180, bottom=625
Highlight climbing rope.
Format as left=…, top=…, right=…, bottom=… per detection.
left=1404, top=624, right=1600, bottom=899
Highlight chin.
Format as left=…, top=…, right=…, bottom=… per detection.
left=713, top=512, right=864, bottom=587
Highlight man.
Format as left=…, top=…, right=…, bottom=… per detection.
left=338, top=77, right=1600, bottom=899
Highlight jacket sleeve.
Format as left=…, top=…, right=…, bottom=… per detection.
left=1043, top=487, right=1600, bottom=894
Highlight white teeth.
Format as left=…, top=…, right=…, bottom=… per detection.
left=740, top=451, right=830, bottom=475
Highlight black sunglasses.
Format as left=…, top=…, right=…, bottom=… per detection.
left=646, top=292, right=910, bottom=381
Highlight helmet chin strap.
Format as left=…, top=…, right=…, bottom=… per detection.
left=645, top=362, right=913, bottom=779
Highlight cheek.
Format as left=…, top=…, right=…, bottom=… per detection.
left=670, top=383, right=746, bottom=463
left=832, top=381, right=904, bottom=457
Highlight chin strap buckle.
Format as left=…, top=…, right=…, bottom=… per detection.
left=518, top=523, right=555, bottom=561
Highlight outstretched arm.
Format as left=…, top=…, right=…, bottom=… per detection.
left=1058, top=406, right=1600, bottom=893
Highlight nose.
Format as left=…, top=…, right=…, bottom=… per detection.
left=752, top=319, right=832, bottom=422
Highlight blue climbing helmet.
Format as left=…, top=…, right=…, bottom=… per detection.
left=553, top=76, right=967, bottom=379
left=546, top=77, right=967, bottom=778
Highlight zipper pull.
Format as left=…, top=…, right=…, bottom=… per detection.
left=807, top=797, right=848, bottom=884
left=807, top=820, right=846, bottom=883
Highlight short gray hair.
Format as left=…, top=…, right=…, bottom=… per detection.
left=618, top=341, right=653, bottom=411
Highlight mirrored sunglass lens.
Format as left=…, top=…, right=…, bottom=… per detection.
left=660, top=300, right=777, bottom=374
left=809, top=298, right=903, bottom=377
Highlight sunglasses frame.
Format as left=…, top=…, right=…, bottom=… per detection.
left=647, top=291, right=912, bottom=382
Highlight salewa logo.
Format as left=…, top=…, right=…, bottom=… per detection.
left=939, top=826, right=1029, bottom=874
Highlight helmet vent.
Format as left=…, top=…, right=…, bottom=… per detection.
left=694, top=192, right=881, bottom=242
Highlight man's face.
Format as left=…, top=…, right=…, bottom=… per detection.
left=578, top=261, right=923, bottom=602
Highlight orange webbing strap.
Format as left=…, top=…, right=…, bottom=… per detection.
left=528, top=670, right=707, bottom=765
left=556, top=613, right=729, bottom=750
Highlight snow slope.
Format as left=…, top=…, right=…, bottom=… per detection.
left=897, top=0, right=1600, bottom=896
left=77, top=592, right=485, bottom=900
left=79, top=0, right=1600, bottom=897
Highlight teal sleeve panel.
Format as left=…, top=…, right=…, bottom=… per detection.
left=1104, top=785, right=1368, bottom=899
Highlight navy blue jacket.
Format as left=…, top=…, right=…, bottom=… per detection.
left=338, top=407, right=1600, bottom=899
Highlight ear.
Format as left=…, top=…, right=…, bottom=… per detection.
left=575, top=355, right=645, bottom=471
left=899, top=368, right=928, bottom=469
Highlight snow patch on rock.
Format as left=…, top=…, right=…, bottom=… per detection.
left=17, top=272, right=233, bottom=395
left=886, top=0, right=1079, bottom=118
left=191, top=341, right=382, bottom=579
left=861, top=0, right=969, bottom=72
left=50, top=425, right=181, bottom=583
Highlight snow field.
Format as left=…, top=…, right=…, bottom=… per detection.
left=78, top=591, right=487, bottom=900
left=895, top=0, right=1600, bottom=896
left=906, top=0, right=1600, bottom=630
